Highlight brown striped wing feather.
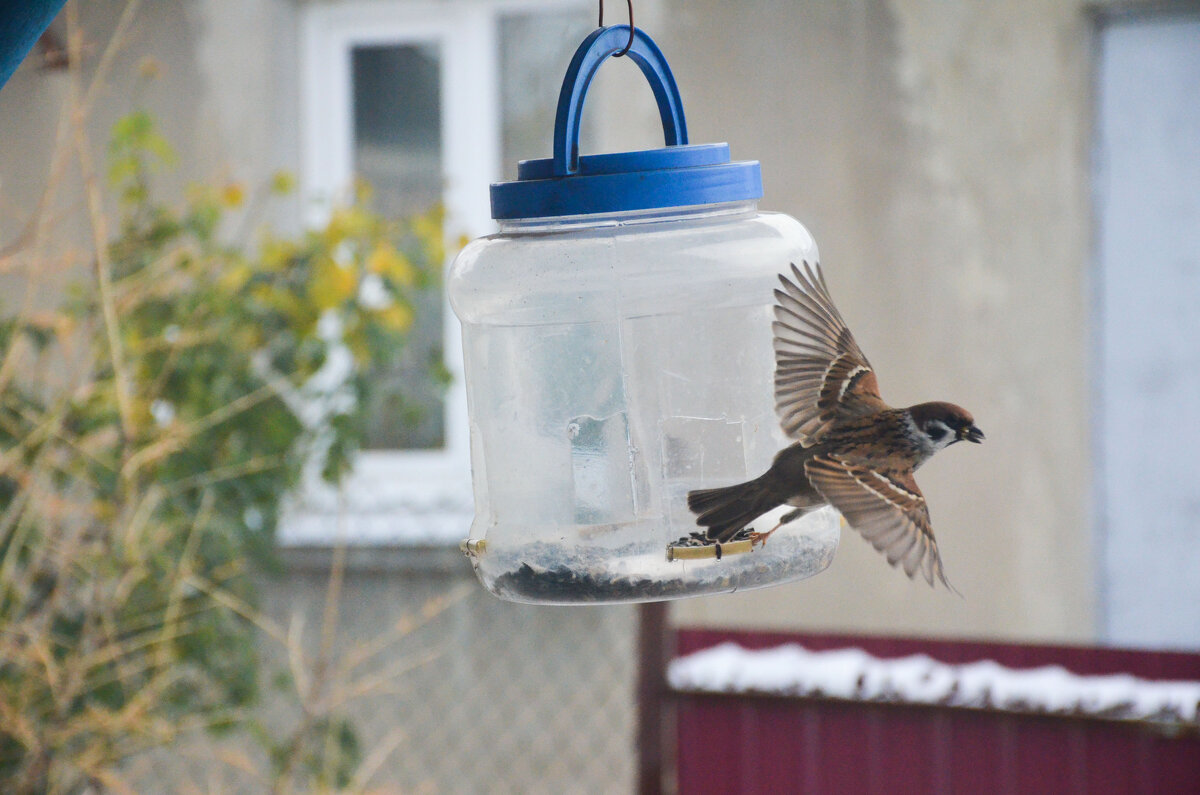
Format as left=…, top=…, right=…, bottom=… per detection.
left=804, top=455, right=953, bottom=589
left=774, top=262, right=888, bottom=445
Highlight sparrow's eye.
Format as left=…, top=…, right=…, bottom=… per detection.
left=926, top=424, right=947, bottom=441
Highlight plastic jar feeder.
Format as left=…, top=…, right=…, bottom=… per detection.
left=448, top=25, right=840, bottom=603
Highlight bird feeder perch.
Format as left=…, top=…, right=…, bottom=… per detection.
left=448, top=24, right=840, bottom=603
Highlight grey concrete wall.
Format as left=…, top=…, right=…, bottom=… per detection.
left=661, top=0, right=1106, bottom=643
left=0, top=0, right=303, bottom=258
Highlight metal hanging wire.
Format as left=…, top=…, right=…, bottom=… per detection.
left=598, top=0, right=635, bottom=57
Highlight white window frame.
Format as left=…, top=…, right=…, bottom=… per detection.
left=285, top=1, right=502, bottom=547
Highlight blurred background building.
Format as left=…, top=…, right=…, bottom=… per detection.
left=1, top=0, right=1197, bottom=790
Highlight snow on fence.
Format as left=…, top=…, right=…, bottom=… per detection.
left=668, top=641, right=1200, bottom=725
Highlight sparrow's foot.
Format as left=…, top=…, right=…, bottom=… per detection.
left=747, top=530, right=773, bottom=547
left=748, top=521, right=784, bottom=548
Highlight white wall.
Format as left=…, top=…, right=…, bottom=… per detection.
left=1094, top=13, right=1200, bottom=650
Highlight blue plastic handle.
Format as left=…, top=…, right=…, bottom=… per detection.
left=552, top=25, right=689, bottom=177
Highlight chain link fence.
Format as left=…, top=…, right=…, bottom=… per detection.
left=127, top=558, right=640, bottom=793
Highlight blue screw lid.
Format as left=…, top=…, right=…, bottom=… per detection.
left=490, top=26, right=762, bottom=220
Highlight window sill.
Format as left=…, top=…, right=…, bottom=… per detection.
left=276, top=542, right=468, bottom=574
left=277, top=449, right=475, bottom=552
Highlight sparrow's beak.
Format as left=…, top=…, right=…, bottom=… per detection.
left=959, top=425, right=985, bottom=444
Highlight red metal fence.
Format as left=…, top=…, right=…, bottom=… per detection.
left=670, top=629, right=1200, bottom=794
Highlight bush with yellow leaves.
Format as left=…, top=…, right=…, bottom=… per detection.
left=0, top=106, right=446, bottom=791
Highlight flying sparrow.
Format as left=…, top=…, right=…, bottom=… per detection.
left=687, top=261, right=983, bottom=588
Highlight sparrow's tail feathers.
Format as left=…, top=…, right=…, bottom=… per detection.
left=687, top=475, right=779, bottom=543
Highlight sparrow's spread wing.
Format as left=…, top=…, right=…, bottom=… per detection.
left=805, top=455, right=952, bottom=589
left=774, top=261, right=887, bottom=445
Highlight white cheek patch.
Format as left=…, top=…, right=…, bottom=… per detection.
left=933, top=424, right=959, bottom=451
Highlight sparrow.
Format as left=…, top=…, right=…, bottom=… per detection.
left=687, top=261, right=983, bottom=588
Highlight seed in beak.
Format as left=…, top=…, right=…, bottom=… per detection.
left=961, top=425, right=985, bottom=443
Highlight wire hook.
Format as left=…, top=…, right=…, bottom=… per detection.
left=597, top=0, right=635, bottom=57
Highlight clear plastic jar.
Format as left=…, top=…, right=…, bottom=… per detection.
left=450, top=201, right=840, bottom=603
left=448, top=25, right=839, bottom=603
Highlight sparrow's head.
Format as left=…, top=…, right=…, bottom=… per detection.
left=908, top=401, right=984, bottom=454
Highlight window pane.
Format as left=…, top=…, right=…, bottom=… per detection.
left=352, top=43, right=442, bottom=214
left=352, top=43, right=445, bottom=450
